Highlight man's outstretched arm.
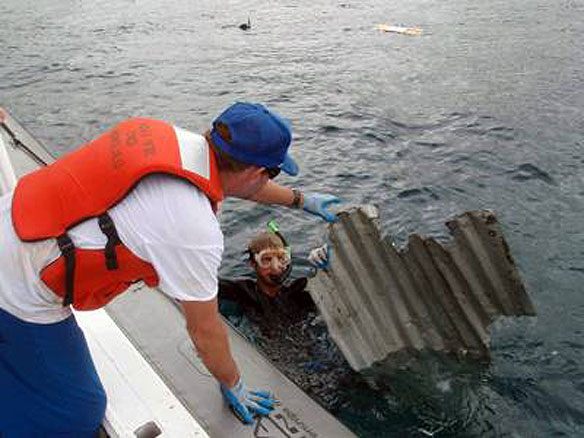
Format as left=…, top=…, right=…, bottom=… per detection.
left=249, top=181, right=340, bottom=222
left=181, top=297, right=278, bottom=424
left=182, top=297, right=239, bottom=387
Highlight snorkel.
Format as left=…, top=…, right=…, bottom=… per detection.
left=264, top=219, right=293, bottom=285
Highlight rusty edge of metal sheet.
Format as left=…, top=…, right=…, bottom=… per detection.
left=308, top=205, right=536, bottom=371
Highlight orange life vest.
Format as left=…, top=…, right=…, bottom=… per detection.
left=12, top=118, right=224, bottom=310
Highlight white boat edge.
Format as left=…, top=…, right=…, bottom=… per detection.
left=75, top=308, right=210, bottom=438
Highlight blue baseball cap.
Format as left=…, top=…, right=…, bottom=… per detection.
left=210, top=102, right=299, bottom=176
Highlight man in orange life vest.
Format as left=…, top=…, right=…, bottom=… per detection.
left=0, top=102, right=340, bottom=436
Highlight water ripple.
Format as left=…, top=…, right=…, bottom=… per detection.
left=507, top=163, right=556, bottom=185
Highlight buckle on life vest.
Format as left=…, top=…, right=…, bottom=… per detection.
left=54, top=214, right=122, bottom=308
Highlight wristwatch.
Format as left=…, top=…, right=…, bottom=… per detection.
left=291, top=189, right=302, bottom=209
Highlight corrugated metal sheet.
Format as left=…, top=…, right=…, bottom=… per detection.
left=308, top=205, right=536, bottom=371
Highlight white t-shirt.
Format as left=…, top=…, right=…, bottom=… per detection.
left=0, top=174, right=223, bottom=324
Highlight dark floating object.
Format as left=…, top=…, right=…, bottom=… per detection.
left=239, top=16, right=251, bottom=30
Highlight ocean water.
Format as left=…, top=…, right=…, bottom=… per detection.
left=1, top=0, right=584, bottom=436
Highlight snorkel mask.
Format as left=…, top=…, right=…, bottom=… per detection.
left=253, top=248, right=291, bottom=270
left=250, top=220, right=293, bottom=285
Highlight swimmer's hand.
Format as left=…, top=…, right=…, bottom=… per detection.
left=308, top=244, right=329, bottom=269
left=220, top=378, right=279, bottom=424
left=303, top=193, right=341, bottom=222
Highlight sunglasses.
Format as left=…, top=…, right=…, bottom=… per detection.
left=265, top=167, right=281, bottom=179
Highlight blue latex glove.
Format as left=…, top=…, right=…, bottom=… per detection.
left=220, top=378, right=278, bottom=424
left=303, top=193, right=341, bottom=222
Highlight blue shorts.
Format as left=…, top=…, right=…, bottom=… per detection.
left=0, top=308, right=106, bottom=437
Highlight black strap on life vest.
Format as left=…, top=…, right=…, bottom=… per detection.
left=98, top=212, right=121, bottom=270
left=56, top=213, right=121, bottom=307
left=56, top=233, right=76, bottom=306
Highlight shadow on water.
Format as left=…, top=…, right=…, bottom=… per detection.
left=335, top=351, right=493, bottom=438
left=337, top=349, right=584, bottom=438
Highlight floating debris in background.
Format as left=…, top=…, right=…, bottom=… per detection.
left=309, top=205, right=536, bottom=371
left=239, top=16, right=251, bottom=31
left=375, top=23, right=422, bottom=36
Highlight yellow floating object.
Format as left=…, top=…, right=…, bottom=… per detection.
left=375, top=23, right=421, bottom=36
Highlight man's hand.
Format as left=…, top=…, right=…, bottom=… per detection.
left=303, top=193, right=340, bottom=222
left=308, top=244, right=329, bottom=269
left=220, top=378, right=279, bottom=424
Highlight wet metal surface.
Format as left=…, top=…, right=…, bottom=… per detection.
left=309, top=206, right=536, bottom=371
